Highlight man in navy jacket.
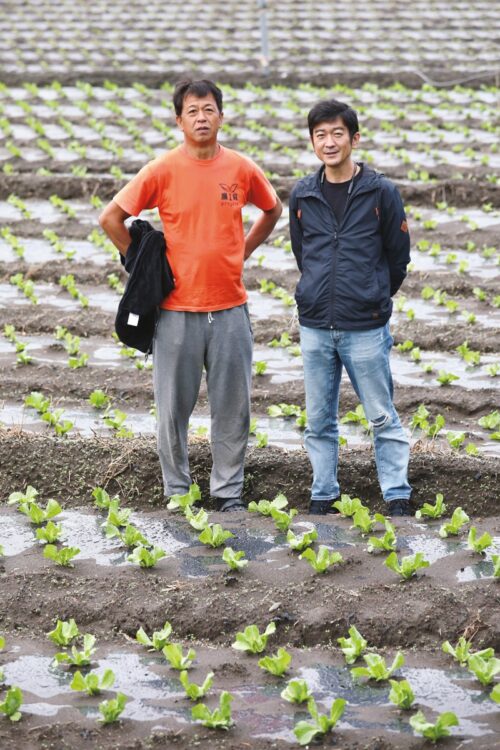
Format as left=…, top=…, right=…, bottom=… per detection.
left=289, top=99, right=412, bottom=516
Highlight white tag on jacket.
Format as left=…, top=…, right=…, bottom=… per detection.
left=127, top=313, right=139, bottom=327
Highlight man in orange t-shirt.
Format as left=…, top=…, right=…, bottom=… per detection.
left=99, top=79, right=282, bottom=511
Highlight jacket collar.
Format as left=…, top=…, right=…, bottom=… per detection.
left=294, top=162, right=381, bottom=199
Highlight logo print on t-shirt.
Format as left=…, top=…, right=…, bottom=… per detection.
left=220, top=183, right=239, bottom=204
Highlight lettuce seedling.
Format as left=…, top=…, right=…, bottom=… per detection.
left=385, top=552, right=429, bottom=580
left=163, top=643, right=196, bottom=670
left=332, top=494, right=365, bottom=517
left=467, top=653, right=500, bottom=685
left=167, top=483, right=201, bottom=511
left=191, top=690, right=234, bottom=729
left=44, top=544, right=80, bottom=567
left=0, top=686, right=23, bottom=722
left=280, top=679, right=312, bottom=704
left=127, top=545, right=166, bottom=568
left=439, top=507, right=470, bottom=537
left=70, top=668, right=115, bottom=695
left=351, top=651, right=405, bottom=681
left=35, top=520, right=63, bottom=544
left=88, top=389, right=110, bottom=410
left=270, top=507, right=298, bottom=532
left=467, top=527, right=493, bottom=555
left=198, top=524, right=234, bottom=548
left=286, top=528, right=318, bottom=552
left=105, top=500, right=131, bottom=528
left=47, top=618, right=79, bottom=646
left=105, top=523, right=149, bottom=548
left=492, top=554, right=500, bottom=578
left=442, top=637, right=476, bottom=666
left=222, top=547, right=248, bottom=571
left=293, top=697, right=346, bottom=746
left=0, top=544, right=3, bottom=557
left=389, top=679, right=415, bottom=709
left=351, top=508, right=381, bottom=535
left=491, top=684, right=500, bottom=703
left=8, top=485, right=39, bottom=505
left=367, top=518, right=396, bottom=553
left=92, top=486, right=120, bottom=510
left=136, top=621, right=172, bottom=651
left=258, top=647, right=291, bottom=676
left=415, top=493, right=446, bottom=519
left=409, top=709, right=459, bottom=741
left=54, top=634, right=96, bottom=666
left=299, top=546, right=343, bottom=574
left=98, top=692, right=128, bottom=724
left=337, top=625, right=368, bottom=664
left=232, top=622, right=276, bottom=654
left=184, top=505, right=209, bottom=531
left=179, top=669, right=214, bottom=700
left=19, top=498, right=62, bottom=525
left=248, top=493, right=288, bottom=515
left=24, top=392, right=50, bottom=414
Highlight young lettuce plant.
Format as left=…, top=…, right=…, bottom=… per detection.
left=248, top=493, right=288, bottom=516
left=198, top=524, right=234, bottom=548
left=442, top=637, right=479, bottom=666
left=44, top=544, right=80, bottom=567
left=179, top=670, right=214, bottom=700
left=18, top=498, right=62, bottom=525
left=222, top=547, right=248, bottom=571
left=105, top=523, right=149, bottom=548
left=47, top=618, right=79, bottom=646
left=492, top=554, right=500, bottom=578
left=8, top=485, right=39, bottom=505
left=280, top=679, right=312, bottom=704
left=163, top=643, right=196, bottom=670
left=351, top=652, right=405, bottom=682
left=88, top=389, right=110, bottom=410
left=467, top=527, right=493, bottom=554
left=70, top=669, right=115, bottom=695
left=467, top=652, right=500, bottom=685
left=389, top=679, right=415, bottom=709
left=127, top=545, right=166, bottom=568
left=0, top=686, right=23, bottom=722
left=337, top=625, right=368, bottom=664
left=35, top=520, right=63, bottom=544
left=332, top=494, right=365, bottom=517
left=409, top=709, right=459, bottom=741
left=136, top=621, right=172, bottom=651
left=286, top=527, right=318, bottom=552
left=191, top=690, right=234, bottom=729
left=167, top=483, right=201, bottom=511
left=385, top=552, right=429, bottom=580
left=439, top=507, right=470, bottom=537
left=293, top=697, right=346, bottom=746
left=232, top=622, right=276, bottom=654
left=92, top=487, right=119, bottom=510
left=270, top=506, right=298, bottom=532
left=367, top=517, right=397, bottom=553
left=184, top=505, right=209, bottom=531
left=415, top=493, right=446, bottom=519
left=351, top=508, right=380, bottom=535
left=98, top=692, right=128, bottom=724
left=491, top=684, right=500, bottom=703
left=105, top=500, right=131, bottom=528
left=54, top=634, right=96, bottom=666
left=299, top=546, right=343, bottom=574
left=258, top=647, right=291, bottom=677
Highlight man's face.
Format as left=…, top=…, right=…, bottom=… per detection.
left=311, top=117, right=360, bottom=169
left=176, top=93, right=223, bottom=145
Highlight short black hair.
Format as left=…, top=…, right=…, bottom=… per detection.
left=307, top=99, right=359, bottom=140
left=173, top=79, right=223, bottom=116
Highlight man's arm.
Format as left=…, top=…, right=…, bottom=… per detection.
left=244, top=198, right=282, bottom=260
left=380, top=182, right=411, bottom=296
left=289, top=190, right=303, bottom=272
left=99, top=200, right=132, bottom=256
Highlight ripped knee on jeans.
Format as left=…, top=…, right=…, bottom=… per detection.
left=370, top=412, right=390, bottom=430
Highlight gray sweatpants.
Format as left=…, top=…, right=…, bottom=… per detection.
left=153, top=304, right=253, bottom=500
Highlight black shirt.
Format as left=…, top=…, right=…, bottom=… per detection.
left=321, top=164, right=363, bottom=224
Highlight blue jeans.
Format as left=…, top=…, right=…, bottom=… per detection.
left=300, top=323, right=411, bottom=503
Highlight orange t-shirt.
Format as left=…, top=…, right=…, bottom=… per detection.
left=113, top=145, right=277, bottom=312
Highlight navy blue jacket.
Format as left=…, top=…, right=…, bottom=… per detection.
left=289, top=164, right=410, bottom=330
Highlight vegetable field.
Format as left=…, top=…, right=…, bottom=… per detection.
left=0, top=1, right=499, bottom=748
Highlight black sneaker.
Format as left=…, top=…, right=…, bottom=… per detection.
left=214, top=497, right=246, bottom=512
left=387, top=499, right=412, bottom=517
left=309, top=499, right=340, bottom=515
